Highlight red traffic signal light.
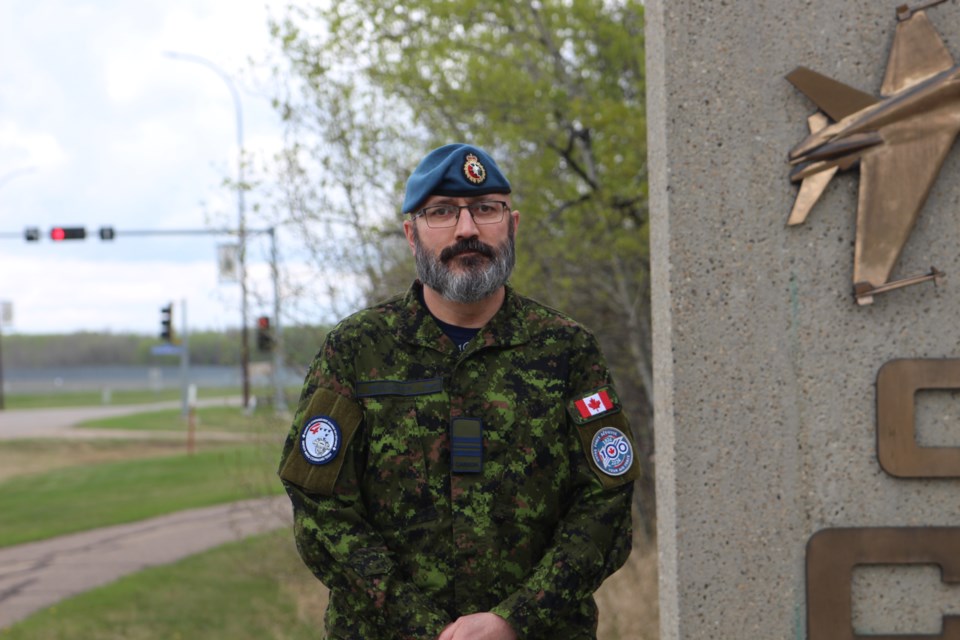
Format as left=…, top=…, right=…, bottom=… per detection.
left=256, top=316, right=273, bottom=352
left=50, top=227, right=86, bottom=241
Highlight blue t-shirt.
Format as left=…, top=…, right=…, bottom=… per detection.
left=418, top=287, right=480, bottom=351
left=432, top=315, right=479, bottom=352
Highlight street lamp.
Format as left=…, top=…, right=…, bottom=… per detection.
left=0, top=166, right=37, bottom=190
left=164, top=51, right=251, bottom=409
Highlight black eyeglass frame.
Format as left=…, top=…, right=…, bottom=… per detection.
left=410, top=200, right=509, bottom=228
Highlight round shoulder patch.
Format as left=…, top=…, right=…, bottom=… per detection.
left=591, top=427, right=634, bottom=477
left=300, top=415, right=341, bottom=465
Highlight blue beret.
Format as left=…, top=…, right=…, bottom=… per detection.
left=402, top=143, right=511, bottom=214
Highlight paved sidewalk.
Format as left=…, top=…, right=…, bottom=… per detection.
left=0, top=397, right=244, bottom=441
left=0, top=495, right=291, bottom=629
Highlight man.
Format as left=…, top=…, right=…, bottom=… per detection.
left=278, top=143, right=639, bottom=639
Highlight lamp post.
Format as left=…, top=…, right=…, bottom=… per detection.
left=164, top=51, right=251, bottom=409
left=0, top=166, right=36, bottom=410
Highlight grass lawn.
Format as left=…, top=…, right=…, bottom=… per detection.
left=3, top=387, right=242, bottom=410
left=0, top=403, right=292, bottom=547
left=76, top=406, right=278, bottom=434
left=0, top=443, right=284, bottom=548
left=0, top=528, right=330, bottom=640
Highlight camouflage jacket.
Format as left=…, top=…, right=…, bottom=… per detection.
left=278, top=282, right=639, bottom=639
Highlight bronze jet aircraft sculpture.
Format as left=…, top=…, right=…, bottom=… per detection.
left=786, top=0, right=958, bottom=305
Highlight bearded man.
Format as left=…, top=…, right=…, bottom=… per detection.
left=278, top=143, right=639, bottom=640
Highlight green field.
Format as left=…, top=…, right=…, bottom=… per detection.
left=77, top=406, right=279, bottom=433
left=0, top=530, right=328, bottom=640
left=0, top=405, right=289, bottom=547
left=0, top=399, right=327, bottom=639
left=0, top=444, right=283, bottom=547
left=3, top=387, right=240, bottom=410
left=0, top=394, right=325, bottom=639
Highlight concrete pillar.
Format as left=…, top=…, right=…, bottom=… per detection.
left=646, top=1, right=960, bottom=637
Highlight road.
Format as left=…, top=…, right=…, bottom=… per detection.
left=0, top=397, right=246, bottom=441
left=0, top=400, right=292, bottom=629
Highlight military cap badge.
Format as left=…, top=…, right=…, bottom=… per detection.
left=591, top=427, right=634, bottom=477
left=463, top=153, right=487, bottom=185
left=300, top=415, right=341, bottom=465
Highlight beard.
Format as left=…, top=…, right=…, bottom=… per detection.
left=413, top=221, right=516, bottom=304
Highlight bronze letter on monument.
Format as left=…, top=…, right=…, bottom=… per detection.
left=807, top=527, right=960, bottom=639
left=877, top=358, right=960, bottom=478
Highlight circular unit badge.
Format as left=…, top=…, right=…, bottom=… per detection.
left=463, top=153, right=487, bottom=185
left=300, top=415, right=341, bottom=465
left=591, top=427, right=634, bottom=477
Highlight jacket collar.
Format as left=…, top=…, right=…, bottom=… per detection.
left=396, top=281, right=531, bottom=354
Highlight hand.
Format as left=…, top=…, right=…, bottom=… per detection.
left=436, top=612, right=518, bottom=640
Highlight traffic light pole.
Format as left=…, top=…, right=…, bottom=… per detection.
left=4, top=224, right=286, bottom=414
left=108, top=227, right=251, bottom=409
left=0, top=318, right=5, bottom=411
left=180, top=299, right=190, bottom=418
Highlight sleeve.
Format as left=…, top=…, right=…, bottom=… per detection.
left=277, top=333, right=450, bottom=638
left=489, top=330, right=638, bottom=635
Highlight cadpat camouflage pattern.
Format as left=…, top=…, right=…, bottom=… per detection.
left=278, top=282, right=639, bottom=639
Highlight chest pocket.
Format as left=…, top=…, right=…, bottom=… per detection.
left=356, top=379, right=444, bottom=530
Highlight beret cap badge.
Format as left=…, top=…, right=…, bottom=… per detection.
left=463, top=153, right=487, bottom=185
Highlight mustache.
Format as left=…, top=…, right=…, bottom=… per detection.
left=439, top=238, right=496, bottom=262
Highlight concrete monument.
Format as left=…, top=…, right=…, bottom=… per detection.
left=647, top=0, right=960, bottom=637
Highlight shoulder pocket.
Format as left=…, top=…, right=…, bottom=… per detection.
left=279, top=389, right=363, bottom=495
left=575, top=411, right=641, bottom=490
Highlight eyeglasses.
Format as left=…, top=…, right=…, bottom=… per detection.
left=411, top=200, right=508, bottom=229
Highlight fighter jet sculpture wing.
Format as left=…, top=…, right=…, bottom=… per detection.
left=786, top=67, right=877, bottom=122
left=855, top=4, right=958, bottom=299
left=881, top=5, right=955, bottom=96
left=854, top=128, right=957, bottom=296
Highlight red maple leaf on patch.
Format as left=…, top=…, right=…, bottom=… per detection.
left=588, top=398, right=601, bottom=411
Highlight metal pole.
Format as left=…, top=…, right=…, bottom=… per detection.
left=164, top=51, right=250, bottom=410
left=269, top=228, right=288, bottom=413
left=180, top=298, right=190, bottom=417
left=0, top=316, right=5, bottom=411
left=0, top=169, right=33, bottom=412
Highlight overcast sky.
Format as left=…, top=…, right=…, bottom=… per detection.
left=0, top=0, right=297, bottom=335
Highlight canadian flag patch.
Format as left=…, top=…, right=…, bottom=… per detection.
left=575, top=389, right=615, bottom=419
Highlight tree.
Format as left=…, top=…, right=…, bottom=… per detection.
left=268, top=0, right=652, bottom=530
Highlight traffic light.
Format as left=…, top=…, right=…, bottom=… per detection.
left=256, top=316, right=273, bottom=352
left=24, top=227, right=39, bottom=242
left=50, top=227, right=86, bottom=241
left=99, top=226, right=115, bottom=240
left=160, top=304, right=174, bottom=342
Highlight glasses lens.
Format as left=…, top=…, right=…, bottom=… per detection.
left=468, top=202, right=505, bottom=225
left=423, top=205, right=459, bottom=228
